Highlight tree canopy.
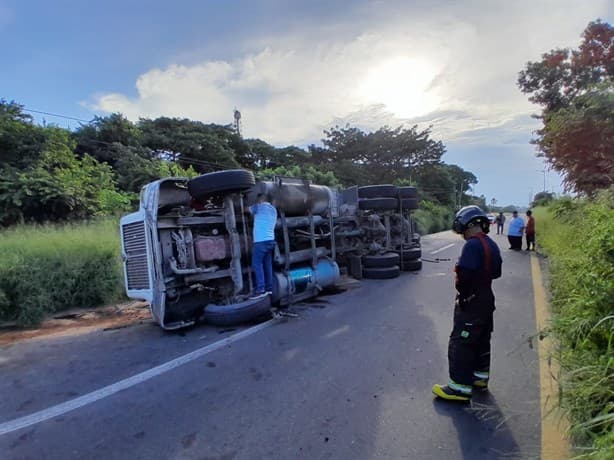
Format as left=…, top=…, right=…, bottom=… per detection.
left=518, top=20, right=613, bottom=195
left=314, top=125, right=446, bottom=185
left=0, top=99, right=478, bottom=226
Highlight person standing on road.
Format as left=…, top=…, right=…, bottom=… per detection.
left=495, top=212, right=505, bottom=235
left=433, top=205, right=502, bottom=402
left=525, top=210, right=536, bottom=251
left=507, top=210, right=524, bottom=250
left=249, top=193, right=278, bottom=297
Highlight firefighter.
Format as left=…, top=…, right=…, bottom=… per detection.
left=433, top=205, right=502, bottom=402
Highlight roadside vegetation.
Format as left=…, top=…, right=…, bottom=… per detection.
left=412, top=200, right=453, bottom=234
left=0, top=219, right=125, bottom=326
left=534, top=191, right=613, bottom=458
left=518, top=20, right=613, bottom=457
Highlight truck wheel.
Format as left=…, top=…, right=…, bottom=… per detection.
left=399, top=198, right=419, bottom=210
left=398, top=186, right=418, bottom=198
left=396, top=247, right=422, bottom=261
left=363, top=265, right=400, bottom=279
left=358, top=185, right=398, bottom=198
left=188, top=169, right=255, bottom=201
left=204, top=295, right=271, bottom=326
left=358, top=197, right=398, bottom=211
left=401, top=259, right=422, bottom=271
left=362, top=252, right=400, bottom=268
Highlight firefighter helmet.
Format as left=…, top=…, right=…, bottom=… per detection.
left=452, top=205, right=490, bottom=234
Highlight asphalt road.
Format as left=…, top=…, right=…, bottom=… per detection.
left=0, top=230, right=543, bottom=460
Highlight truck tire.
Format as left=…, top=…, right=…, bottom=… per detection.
left=396, top=247, right=422, bottom=260
left=362, top=252, right=400, bottom=268
left=401, top=259, right=422, bottom=271
left=399, top=198, right=419, bottom=210
left=188, top=169, right=255, bottom=201
left=398, top=186, right=418, bottom=198
left=204, top=295, right=271, bottom=326
left=363, top=265, right=400, bottom=279
left=358, top=197, right=398, bottom=211
left=358, top=185, right=398, bottom=198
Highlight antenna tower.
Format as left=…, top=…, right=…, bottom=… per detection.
left=233, top=108, right=242, bottom=137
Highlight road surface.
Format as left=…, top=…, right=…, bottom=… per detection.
left=0, top=230, right=549, bottom=459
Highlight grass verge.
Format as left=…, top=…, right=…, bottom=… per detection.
left=534, top=191, right=613, bottom=459
left=0, top=219, right=126, bottom=326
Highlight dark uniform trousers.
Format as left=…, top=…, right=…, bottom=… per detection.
left=448, top=306, right=493, bottom=385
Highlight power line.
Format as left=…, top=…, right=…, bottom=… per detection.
left=22, top=108, right=94, bottom=124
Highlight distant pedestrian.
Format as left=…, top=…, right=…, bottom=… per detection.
left=525, top=210, right=536, bottom=251
left=507, top=211, right=524, bottom=250
left=495, top=212, right=505, bottom=235
left=433, top=205, right=502, bottom=402
left=249, top=193, right=277, bottom=297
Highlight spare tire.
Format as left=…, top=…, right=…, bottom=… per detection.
left=398, top=186, right=418, bottom=198
left=358, top=185, right=398, bottom=198
left=362, top=252, right=400, bottom=268
left=188, top=169, right=255, bottom=201
left=358, top=197, right=398, bottom=211
left=363, top=265, right=400, bottom=279
left=204, top=295, right=271, bottom=326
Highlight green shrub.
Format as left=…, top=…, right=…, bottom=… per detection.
left=413, top=200, right=453, bottom=234
left=535, top=190, right=614, bottom=457
left=0, top=219, right=125, bottom=326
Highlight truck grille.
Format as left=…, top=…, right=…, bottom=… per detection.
left=122, top=221, right=150, bottom=290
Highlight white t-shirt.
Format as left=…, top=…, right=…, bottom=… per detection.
left=249, top=202, right=277, bottom=242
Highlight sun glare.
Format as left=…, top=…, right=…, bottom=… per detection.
left=357, top=57, right=440, bottom=118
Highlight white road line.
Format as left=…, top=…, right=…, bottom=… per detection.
left=0, top=318, right=278, bottom=436
left=430, top=243, right=455, bottom=255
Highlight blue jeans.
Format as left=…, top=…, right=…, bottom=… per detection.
left=252, top=240, right=276, bottom=293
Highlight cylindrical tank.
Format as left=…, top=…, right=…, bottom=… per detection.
left=247, top=181, right=333, bottom=216
left=274, top=247, right=329, bottom=266
left=272, top=259, right=340, bottom=303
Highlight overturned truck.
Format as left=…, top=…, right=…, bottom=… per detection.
left=120, top=169, right=421, bottom=329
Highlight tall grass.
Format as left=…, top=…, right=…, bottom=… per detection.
left=413, top=200, right=454, bottom=234
left=0, top=219, right=125, bottom=326
left=534, top=191, right=614, bottom=458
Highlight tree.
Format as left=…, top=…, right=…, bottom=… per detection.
left=411, top=163, right=477, bottom=208
left=518, top=20, right=614, bottom=195
left=74, top=113, right=144, bottom=167
left=0, top=100, right=47, bottom=169
left=256, top=165, right=340, bottom=187
left=532, top=191, right=555, bottom=207
left=138, top=117, right=241, bottom=172
left=0, top=128, right=131, bottom=226
left=540, top=84, right=613, bottom=194
left=315, top=124, right=446, bottom=185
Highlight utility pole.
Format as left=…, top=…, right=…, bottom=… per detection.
left=529, top=188, right=533, bottom=207
left=537, top=169, right=546, bottom=192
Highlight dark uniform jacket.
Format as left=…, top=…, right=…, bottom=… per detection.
left=454, top=233, right=502, bottom=320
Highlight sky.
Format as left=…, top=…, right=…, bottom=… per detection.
left=1, top=0, right=612, bottom=206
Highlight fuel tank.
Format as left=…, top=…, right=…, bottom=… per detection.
left=272, top=258, right=340, bottom=304
left=247, top=180, right=334, bottom=217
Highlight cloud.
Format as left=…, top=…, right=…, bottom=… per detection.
left=89, top=0, right=611, bottom=149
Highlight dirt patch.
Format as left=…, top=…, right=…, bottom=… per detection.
left=0, top=301, right=152, bottom=346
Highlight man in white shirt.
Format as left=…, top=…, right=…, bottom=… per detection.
left=507, top=211, right=525, bottom=250
left=249, top=194, right=277, bottom=296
